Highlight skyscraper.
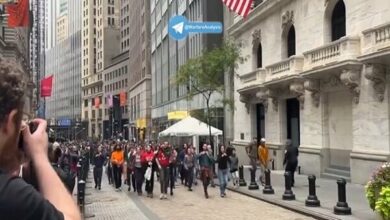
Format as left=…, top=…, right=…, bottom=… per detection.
left=81, top=0, right=120, bottom=139
left=150, top=0, right=224, bottom=140
left=45, top=0, right=82, bottom=139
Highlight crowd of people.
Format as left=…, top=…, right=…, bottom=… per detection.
left=88, top=140, right=241, bottom=199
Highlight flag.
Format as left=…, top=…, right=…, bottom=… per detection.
left=40, top=75, right=53, bottom=97
left=94, top=96, right=100, bottom=108
left=119, top=91, right=126, bottom=107
left=222, top=0, right=253, bottom=18
left=6, top=0, right=29, bottom=28
left=106, top=94, right=113, bottom=107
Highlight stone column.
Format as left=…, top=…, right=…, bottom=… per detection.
left=350, top=64, right=390, bottom=184
left=298, top=79, right=326, bottom=177
left=264, top=89, right=285, bottom=170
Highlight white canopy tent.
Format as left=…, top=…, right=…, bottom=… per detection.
left=159, top=116, right=222, bottom=153
left=159, top=116, right=222, bottom=137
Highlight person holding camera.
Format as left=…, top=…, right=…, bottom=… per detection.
left=0, top=58, right=81, bottom=220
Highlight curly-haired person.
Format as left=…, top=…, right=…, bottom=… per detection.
left=0, top=58, right=81, bottom=220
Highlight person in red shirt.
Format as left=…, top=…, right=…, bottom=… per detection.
left=142, top=145, right=155, bottom=198
left=156, top=143, right=170, bottom=199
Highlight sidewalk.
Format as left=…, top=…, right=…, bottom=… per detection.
left=215, top=168, right=376, bottom=220
left=83, top=169, right=153, bottom=220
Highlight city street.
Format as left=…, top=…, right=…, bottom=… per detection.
left=85, top=170, right=314, bottom=220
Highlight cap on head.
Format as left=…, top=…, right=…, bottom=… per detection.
left=260, top=138, right=266, bottom=143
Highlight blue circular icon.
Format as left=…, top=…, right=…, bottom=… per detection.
left=168, top=16, right=188, bottom=41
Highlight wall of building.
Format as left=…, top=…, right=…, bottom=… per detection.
left=231, top=0, right=390, bottom=183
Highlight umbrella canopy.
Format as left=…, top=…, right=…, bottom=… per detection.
left=159, top=116, right=223, bottom=137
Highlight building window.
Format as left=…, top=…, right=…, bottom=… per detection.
left=331, top=0, right=346, bottom=41
left=287, top=25, right=296, bottom=57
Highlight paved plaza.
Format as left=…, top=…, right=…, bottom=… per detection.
left=84, top=169, right=314, bottom=220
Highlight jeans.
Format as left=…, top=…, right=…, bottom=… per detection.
left=218, top=168, right=229, bottom=195
left=159, top=167, right=169, bottom=194
left=169, top=165, right=176, bottom=193
left=135, top=167, right=144, bottom=193
left=112, top=165, right=122, bottom=189
left=186, top=167, right=194, bottom=189
left=145, top=166, right=155, bottom=194
left=93, top=167, right=103, bottom=187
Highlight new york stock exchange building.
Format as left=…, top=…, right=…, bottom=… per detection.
left=230, top=0, right=390, bottom=184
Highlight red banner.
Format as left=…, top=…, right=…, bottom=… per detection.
left=6, top=0, right=29, bottom=28
left=95, top=96, right=100, bottom=108
left=120, top=91, right=126, bottom=107
left=40, top=75, right=53, bottom=97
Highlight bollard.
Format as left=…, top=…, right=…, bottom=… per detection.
left=305, top=175, right=320, bottom=207
left=272, top=160, right=275, bottom=170
left=334, top=178, right=352, bottom=215
left=282, top=171, right=295, bottom=200
left=248, top=165, right=259, bottom=190
left=77, top=163, right=82, bottom=180
left=77, top=180, right=86, bottom=213
left=262, top=169, right=274, bottom=194
left=239, top=165, right=247, bottom=187
left=298, top=166, right=301, bottom=175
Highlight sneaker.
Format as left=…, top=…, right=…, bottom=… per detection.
left=98, top=186, right=101, bottom=190
left=164, top=194, right=168, bottom=199
left=188, top=188, right=193, bottom=191
left=160, top=194, right=164, bottom=200
left=221, top=194, right=225, bottom=198
left=170, top=191, right=173, bottom=196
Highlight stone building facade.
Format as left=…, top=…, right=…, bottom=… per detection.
left=230, top=0, right=390, bottom=184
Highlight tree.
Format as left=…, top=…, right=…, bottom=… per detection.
left=175, top=41, right=244, bottom=147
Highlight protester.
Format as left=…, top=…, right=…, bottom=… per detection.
left=111, top=144, right=125, bottom=191
left=217, top=145, right=230, bottom=197
left=142, top=145, right=155, bottom=198
left=178, top=143, right=187, bottom=185
left=94, top=146, right=105, bottom=190
left=258, top=138, right=270, bottom=185
left=198, top=144, right=213, bottom=199
left=184, top=147, right=196, bottom=191
left=0, top=58, right=81, bottom=220
left=283, top=139, right=299, bottom=187
left=207, top=144, right=216, bottom=187
left=168, top=143, right=178, bottom=196
left=126, top=146, right=136, bottom=192
left=133, top=146, right=144, bottom=195
left=246, top=137, right=258, bottom=184
left=156, top=142, right=170, bottom=200
left=229, top=148, right=239, bottom=188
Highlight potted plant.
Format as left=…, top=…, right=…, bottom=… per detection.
left=366, top=162, right=390, bottom=220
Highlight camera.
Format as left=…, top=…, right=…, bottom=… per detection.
left=18, top=122, right=38, bottom=150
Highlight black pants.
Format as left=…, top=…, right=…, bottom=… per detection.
left=169, top=165, right=176, bottom=193
left=186, top=167, right=194, bottom=189
left=112, top=165, right=122, bottom=189
left=107, top=166, right=113, bottom=184
left=135, top=167, right=144, bottom=193
left=93, top=167, right=103, bottom=187
left=126, top=168, right=136, bottom=191
left=180, top=164, right=187, bottom=184
left=145, top=167, right=155, bottom=194
left=159, top=167, right=169, bottom=194
left=285, top=161, right=298, bottom=186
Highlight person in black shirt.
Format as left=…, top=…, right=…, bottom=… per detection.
left=94, top=146, right=105, bottom=190
left=283, top=139, right=299, bottom=187
left=217, top=145, right=230, bottom=198
left=0, top=58, right=81, bottom=220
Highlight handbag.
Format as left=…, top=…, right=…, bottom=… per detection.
left=144, top=166, right=152, bottom=181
